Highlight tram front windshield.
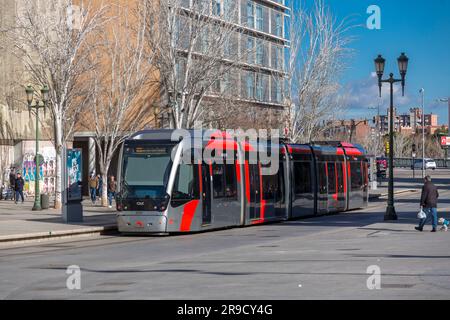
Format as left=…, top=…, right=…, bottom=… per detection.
left=122, top=145, right=175, bottom=199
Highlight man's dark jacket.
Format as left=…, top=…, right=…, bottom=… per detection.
left=420, top=181, right=439, bottom=208
left=15, top=177, right=24, bottom=192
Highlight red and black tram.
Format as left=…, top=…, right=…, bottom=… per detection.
left=116, top=130, right=368, bottom=234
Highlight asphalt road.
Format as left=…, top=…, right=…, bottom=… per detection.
left=0, top=169, right=449, bottom=300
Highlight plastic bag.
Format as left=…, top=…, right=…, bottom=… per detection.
left=417, top=208, right=427, bottom=219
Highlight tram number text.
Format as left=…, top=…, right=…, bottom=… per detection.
left=221, top=304, right=273, bottom=316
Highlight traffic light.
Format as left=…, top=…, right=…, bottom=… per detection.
left=412, top=143, right=416, bottom=152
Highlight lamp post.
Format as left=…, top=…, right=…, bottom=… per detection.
left=412, top=143, right=416, bottom=178
left=436, top=97, right=449, bottom=161
left=374, top=53, right=409, bottom=221
left=419, top=88, right=425, bottom=178
left=25, top=85, right=49, bottom=211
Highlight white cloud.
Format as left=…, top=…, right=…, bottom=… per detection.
left=342, top=73, right=412, bottom=118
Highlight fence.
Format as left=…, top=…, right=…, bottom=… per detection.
left=393, top=158, right=450, bottom=168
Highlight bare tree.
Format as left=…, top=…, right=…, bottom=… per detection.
left=81, top=3, right=157, bottom=206
left=286, top=0, right=353, bottom=143
left=143, top=0, right=249, bottom=129
left=1, top=0, right=109, bottom=208
left=393, top=132, right=413, bottom=158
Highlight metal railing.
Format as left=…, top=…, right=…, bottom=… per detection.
left=393, top=158, right=450, bottom=168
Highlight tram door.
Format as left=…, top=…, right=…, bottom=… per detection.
left=317, top=162, right=328, bottom=214
left=201, top=163, right=212, bottom=225
left=336, top=162, right=346, bottom=211
left=249, top=164, right=261, bottom=220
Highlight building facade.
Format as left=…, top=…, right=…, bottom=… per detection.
left=177, top=0, right=290, bottom=109
left=376, top=107, right=442, bottom=135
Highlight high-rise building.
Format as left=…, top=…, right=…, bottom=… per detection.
left=178, top=0, right=290, bottom=108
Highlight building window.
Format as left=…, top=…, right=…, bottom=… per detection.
left=271, top=77, right=282, bottom=103
left=246, top=72, right=254, bottom=99
left=247, top=1, right=254, bottom=28
left=256, top=40, right=264, bottom=65
left=224, top=0, right=236, bottom=22
left=272, top=11, right=283, bottom=37
left=256, top=5, right=263, bottom=30
left=255, top=74, right=263, bottom=100
left=212, top=0, right=221, bottom=16
left=246, top=36, right=255, bottom=64
left=271, top=44, right=283, bottom=70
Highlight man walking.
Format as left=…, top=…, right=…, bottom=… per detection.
left=14, top=172, right=25, bottom=204
left=107, top=175, right=117, bottom=209
left=416, top=175, right=439, bottom=232
left=88, top=172, right=99, bottom=205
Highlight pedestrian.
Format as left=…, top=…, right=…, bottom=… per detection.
left=14, top=172, right=25, bottom=204
left=107, top=175, right=117, bottom=209
left=415, top=175, right=439, bottom=232
left=88, top=173, right=99, bottom=204
left=9, top=167, right=16, bottom=201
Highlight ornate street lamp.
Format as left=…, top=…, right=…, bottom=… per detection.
left=25, top=84, right=49, bottom=211
left=374, top=53, right=409, bottom=221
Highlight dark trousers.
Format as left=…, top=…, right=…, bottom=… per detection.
left=108, top=191, right=115, bottom=206
left=15, top=190, right=24, bottom=203
left=90, top=188, right=97, bottom=203
left=419, top=207, right=438, bottom=229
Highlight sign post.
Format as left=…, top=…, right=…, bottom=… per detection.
left=412, top=143, right=416, bottom=179
left=441, top=137, right=450, bottom=165
left=62, top=147, right=83, bottom=223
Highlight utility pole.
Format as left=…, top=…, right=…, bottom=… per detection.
left=420, top=88, right=425, bottom=178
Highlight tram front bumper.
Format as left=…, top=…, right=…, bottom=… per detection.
left=117, top=214, right=167, bottom=234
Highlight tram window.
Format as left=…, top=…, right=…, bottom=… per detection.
left=212, top=164, right=225, bottom=198
left=262, top=165, right=280, bottom=203
left=294, top=161, right=312, bottom=195
left=213, top=164, right=237, bottom=199
left=224, top=164, right=238, bottom=199
left=350, top=161, right=363, bottom=191
left=327, top=162, right=336, bottom=194
left=172, top=164, right=199, bottom=206
left=318, top=162, right=327, bottom=194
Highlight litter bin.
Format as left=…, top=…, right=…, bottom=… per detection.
left=41, top=193, right=50, bottom=209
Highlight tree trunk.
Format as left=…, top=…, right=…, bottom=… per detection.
left=101, top=172, right=108, bottom=207
left=54, top=118, right=63, bottom=210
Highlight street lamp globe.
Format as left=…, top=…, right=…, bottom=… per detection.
left=374, top=55, right=385, bottom=78
left=41, top=85, right=49, bottom=103
left=374, top=55, right=386, bottom=97
left=397, top=52, right=409, bottom=77
left=25, top=85, right=34, bottom=106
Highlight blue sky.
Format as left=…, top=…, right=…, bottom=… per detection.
left=292, top=0, right=450, bottom=124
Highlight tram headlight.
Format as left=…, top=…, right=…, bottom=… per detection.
left=159, top=193, right=170, bottom=212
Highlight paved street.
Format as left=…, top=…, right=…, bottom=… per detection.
left=0, top=169, right=449, bottom=299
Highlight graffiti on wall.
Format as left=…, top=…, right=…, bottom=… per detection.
left=22, top=143, right=56, bottom=196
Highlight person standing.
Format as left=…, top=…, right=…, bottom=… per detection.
left=107, top=176, right=117, bottom=209
left=88, top=173, right=99, bottom=204
left=416, top=175, right=439, bottom=232
left=14, top=172, right=25, bottom=204
left=9, top=167, right=16, bottom=201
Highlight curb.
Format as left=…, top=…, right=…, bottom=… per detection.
left=369, top=189, right=418, bottom=200
left=380, top=189, right=418, bottom=197
left=0, top=224, right=118, bottom=244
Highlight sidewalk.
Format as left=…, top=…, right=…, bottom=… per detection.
left=0, top=198, right=117, bottom=244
